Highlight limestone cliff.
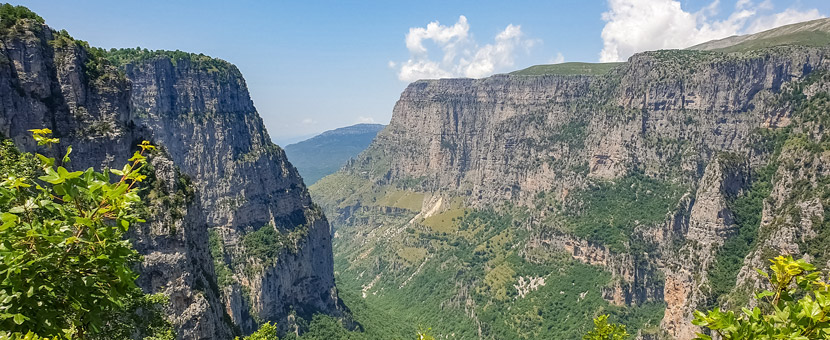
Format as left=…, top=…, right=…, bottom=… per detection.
left=313, top=26, right=830, bottom=340
left=0, top=16, right=343, bottom=338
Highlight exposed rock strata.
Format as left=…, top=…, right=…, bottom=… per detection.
left=326, top=45, right=830, bottom=339
left=0, top=19, right=343, bottom=338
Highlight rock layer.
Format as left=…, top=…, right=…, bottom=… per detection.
left=0, top=19, right=342, bottom=338
left=318, top=45, right=830, bottom=339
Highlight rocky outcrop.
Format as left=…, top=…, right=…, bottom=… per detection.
left=659, top=156, right=748, bottom=339
left=0, top=18, right=343, bottom=338
left=353, top=47, right=828, bottom=206
left=324, top=39, right=830, bottom=338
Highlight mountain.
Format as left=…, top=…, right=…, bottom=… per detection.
left=688, top=17, right=830, bottom=52
left=0, top=8, right=346, bottom=338
left=284, top=124, right=385, bottom=185
left=311, top=26, right=830, bottom=339
left=273, top=133, right=318, bottom=148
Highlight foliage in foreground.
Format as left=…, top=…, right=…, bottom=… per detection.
left=693, top=255, right=830, bottom=339
left=0, top=130, right=169, bottom=339
left=237, top=322, right=278, bottom=340
left=582, top=315, right=629, bottom=340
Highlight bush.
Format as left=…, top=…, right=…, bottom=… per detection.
left=0, top=130, right=168, bottom=338
left=238, top=322, right=278, bottom=340
left=0, top=4, right=44, bottom=31
left=693, top=255, right=830, bottom=339
left=582, top=315, right=628, bottom=340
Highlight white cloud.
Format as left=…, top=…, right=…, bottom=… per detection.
left=599, top=0, right=825, bottom=62
left=405, top=15, right=469, bottom=57
left=301, top=118, right=317, bottom=125
left=393, top=16, right=537, bottom=81
left=357, top=116, right=376, bottom=124
left=549, top=52, right=565, bottom=64
left=746, top=8, right=823, bottom=33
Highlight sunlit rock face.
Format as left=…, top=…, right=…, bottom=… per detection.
left=0, top=19, right=344, bottom=339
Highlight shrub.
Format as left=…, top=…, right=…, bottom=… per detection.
left=582, top=315, right=629, bottom=340
left=0, top=130, right=167, bottom=338
left=237, top=322, right=278, bottom=340
left=693, top=255, right=830, bottom=339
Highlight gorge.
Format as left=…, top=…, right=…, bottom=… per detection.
left=312, top=18, right=830, bottom=340
left=0, top=8, right=347, bottom=338
left=1, top=4, right=830, bottom=340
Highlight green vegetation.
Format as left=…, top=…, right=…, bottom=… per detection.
left=284, top=124, right=385, bottom=185
left=46, top=27, right=237, bottom=86
left=583, top=315, right=629, bottom=340
left=323, top=192, right=664, bottom=340
left=541, top=120, right=587, bottom=150
left=707, top=155, right=777, bottom=307
left=46, top=29, right=124, bottom=85
left=565, top=173, right=684, bottom=251
left=510, top=62, right=623, bottom=76
left=693, top=256, right=830, bottom=339
left=376, top=190, right=424, bottom=212
left=0, top=131, right=171, bottom=339
left=209, top=229, right=234, bottom=288
left=243, top=224, right=307, bottom=267
left=420, top=207, right=465, bottom=232
left=138, top=160, right=194, bottom=222
left=708, top=74, right=830, bottom=310
left=106, top=48, right=236, bottom=74
left=237, top=322, right=278, bottom=340
left=704, top=31, right=830, bottom=53
left=0, top=3, right=43, bottom=32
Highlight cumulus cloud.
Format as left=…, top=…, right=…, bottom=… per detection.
left=393, top=16, right=536, bottom=81
left=357, top=116, right=376, bottom=124
left=746, top=8, right=824, bottom=33
left=599, top=0, right=825, bottom=62
left=549, top=52, right=565, bottom=64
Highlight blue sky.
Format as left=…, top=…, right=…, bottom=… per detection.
left=13, top=0, right=830, bottom=144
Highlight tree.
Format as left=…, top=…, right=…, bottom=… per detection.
left=416, top=326, right=435, bottom=340
left=0, top=130, right=162, bottom=338
left=237, top=322, right=278, bottom=340
left=582, top=315, right=629, bottom=340
left=693, top=255, right=830, bottom=339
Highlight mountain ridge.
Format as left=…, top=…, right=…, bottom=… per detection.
left=285, top=123, right=385, bottom=185
left=688, top=17, right=830, bottom=52
left=312, top=35, right=830, bottom=339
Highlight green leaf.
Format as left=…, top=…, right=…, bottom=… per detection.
left=1, top=213, right=16, bottom=222
left=74, top=217, right=94, bottom=227
left=38, top=167, right=62, bottom=184
left=62, top=145, right=72, bottom=163
left=12, top=313, right=25, bottom=325
left=36, top=153, right=55, bottom=167
left=755, top=291, right=775, bottom=300
left=56, top=167, right=82, bottom=180
left=0, top=221, right=13, bottom=231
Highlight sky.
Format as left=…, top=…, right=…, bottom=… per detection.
left=13, top=0, right=830, bottom=145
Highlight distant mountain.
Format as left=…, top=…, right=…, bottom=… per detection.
left=272, top=133, right=318, bottom=147
left=284, top=124, right=385, bottom=185
left=688, top=17, right=830, bottom=52
left=510, top=62, right=623, bottom=76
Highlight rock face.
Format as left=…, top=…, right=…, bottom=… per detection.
left=314, top=36, right=830, bottom=339
left=0, top=18, right=343, bottom=338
